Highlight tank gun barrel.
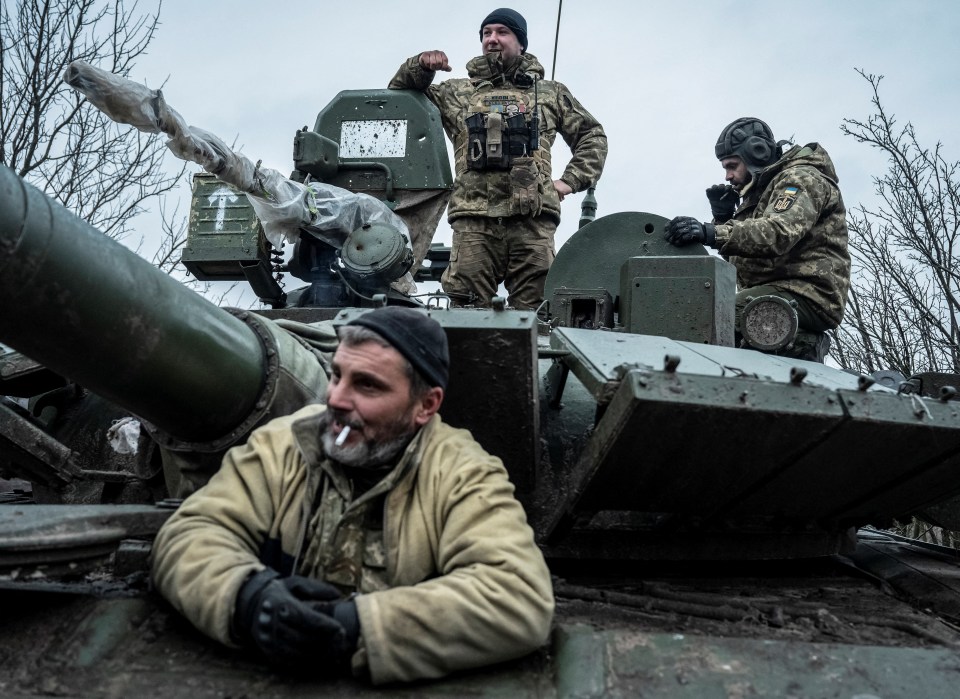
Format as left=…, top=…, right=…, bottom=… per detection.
left=0, top=164, right=264, bottom=442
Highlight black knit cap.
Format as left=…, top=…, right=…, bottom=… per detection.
left=344, top=307, right=450, bottom=390
left=480, top=8, right=528, bottom=53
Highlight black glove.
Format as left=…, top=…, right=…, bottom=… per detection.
left=706, top=184, right=738, bottom=223
left=663, top=217, right=716, bottom=247
left=283, top=576, right=360, bottom=652
left=232, top=569, right=359, bottom=671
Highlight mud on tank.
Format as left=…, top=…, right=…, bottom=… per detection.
left=2, top=87, right=960, bottom=697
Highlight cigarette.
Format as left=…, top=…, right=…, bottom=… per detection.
left=335, top=425, right=351, bottom=447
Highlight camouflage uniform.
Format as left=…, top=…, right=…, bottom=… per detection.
left=714, top=143, right=850, bottom=332
left=389, top=52, right=607, bottom=309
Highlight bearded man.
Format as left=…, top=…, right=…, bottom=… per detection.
left=150, top=306, right=553, bottom=684
left=663, top=117, right=850, bottom=361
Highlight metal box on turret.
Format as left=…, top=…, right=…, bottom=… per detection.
left=619, top=255, right=737, bottom=345
left=181, top=174, right=266, bottom=281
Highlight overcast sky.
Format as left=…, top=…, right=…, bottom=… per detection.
left=126, top=1, right=960, bottom=303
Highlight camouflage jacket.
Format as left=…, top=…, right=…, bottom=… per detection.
left=151, top=405, right=553, bottom=685
left=714, top=143, right=850, bottom=328
left=389, top=52, right=607, bottom=223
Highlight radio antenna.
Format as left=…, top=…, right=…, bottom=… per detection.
left=550, top=0, right=563, bottom=80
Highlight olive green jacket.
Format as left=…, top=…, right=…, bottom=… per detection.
left=150, top=404, right=554, bottom=684
left=389, top=52, right=607, bottom=223
left=714, top=143, right=850, bottom=328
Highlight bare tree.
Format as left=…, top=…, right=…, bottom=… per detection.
left=889, top=519, right=960, bottom=548
left=831, top=70, right=960, bottom=377
left=0, top=0, right=184, bottom=244
left=149, top=195, right=188, bottom=274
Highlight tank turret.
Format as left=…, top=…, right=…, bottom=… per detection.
left=181, top=89, right=455, bottom=311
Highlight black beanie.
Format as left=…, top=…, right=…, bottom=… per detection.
left=480, top=8, right=528, bottom=53
left=344, top=307, right=450, bottom=390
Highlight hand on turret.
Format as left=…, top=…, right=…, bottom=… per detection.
left=663, top=217, right=717, bottom=248
left=419, top=51, right=452, bottom=72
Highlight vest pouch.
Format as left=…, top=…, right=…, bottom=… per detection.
left=465, top=113, right=487, bottom=171
left=505, top=113, right=531, bottom=158
left=484, top=112, right=508, bottom=169
left=510, top=156, right=542, bottom=216
left=466, top=112, right=522, bottom=171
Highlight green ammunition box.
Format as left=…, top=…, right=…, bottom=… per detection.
left=182, top=174, right=266, bottom=281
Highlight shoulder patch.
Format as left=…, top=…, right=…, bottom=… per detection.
left=773, top=186, right=799, bottom=212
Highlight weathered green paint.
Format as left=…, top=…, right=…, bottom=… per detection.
left=556, top=627, right=960, bottom=699
left=545, top=211, right=699, bottom=314
left=619, top=255, right=737, bottom=345
left=70, top=598, right=154, bottom=668
left=3, top=590, right=958, bottom=699
left=540, top=327, right=960, bottom=556
left=553, top=624, right=610, bottom=698
left=181, top=173, right=267, bottom=282
left=0, top=165, right=265, bottom=443
left=303, top=89, right=453, bottom=192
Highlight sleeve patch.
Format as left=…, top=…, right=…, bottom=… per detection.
left=773, top=186, right=799, bottom=212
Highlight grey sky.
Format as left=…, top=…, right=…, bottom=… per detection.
left=128, top=1, right=960, bottom=300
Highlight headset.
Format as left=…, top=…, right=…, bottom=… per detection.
left=715, top=117, right=777, bottom=168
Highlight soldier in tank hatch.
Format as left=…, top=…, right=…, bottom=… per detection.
left=663, top=117, right=851, bottom=362
left=151, top=306, right=553, bottom=684
left=389, top=8, right=607, bottom=310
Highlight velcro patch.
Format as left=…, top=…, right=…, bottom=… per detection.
left=482, top=96, right=527, bottom=115
left=773, top=186, right=799, bottom=212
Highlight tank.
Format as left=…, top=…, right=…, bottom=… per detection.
left=3, top=86, right=960, bottom=696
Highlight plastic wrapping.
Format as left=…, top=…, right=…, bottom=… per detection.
left=107, top=417, right=141, bottom=455
left=62, top=60, right=411, bottom=253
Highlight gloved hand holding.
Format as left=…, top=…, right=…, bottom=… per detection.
left=232, top=569, right=360, bottom=671
left=705, top=184, right=738, bottom=223
left=663, top=217, right=717, bottom=247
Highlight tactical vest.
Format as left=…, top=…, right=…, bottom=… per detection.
left=454, top=85, right=550, bottom=177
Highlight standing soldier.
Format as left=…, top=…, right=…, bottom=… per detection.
left=663, top=117, right=850, bottom=362
left=389, top=8, right=607, bottom=310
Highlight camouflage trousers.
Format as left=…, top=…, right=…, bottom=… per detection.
left=441, top=215, right=556, bottom=310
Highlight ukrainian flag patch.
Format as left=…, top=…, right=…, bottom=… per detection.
left=773, top=186, right=800, bottom=212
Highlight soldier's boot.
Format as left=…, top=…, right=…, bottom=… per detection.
left=781, top=331, right=831, bottom=363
